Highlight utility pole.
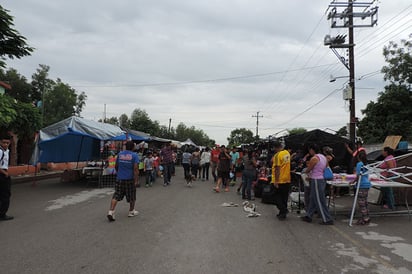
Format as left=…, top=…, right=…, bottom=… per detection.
left=168, top=118, right=172, bottom=133
left=348, top=0, right=356, bottom=145
left=326, top=0, right=378, bottom=144
left=252, top=111, right=263, bottom=139
left=103, top=104, right=107, bottom=123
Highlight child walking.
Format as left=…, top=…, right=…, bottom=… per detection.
left=353, top=150, right=371, bottom=225
left=144, top=151, right=155, bottom=187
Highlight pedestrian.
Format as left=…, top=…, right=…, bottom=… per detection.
left=301, top=144, right=334, bottom=225
left=160, top=142, right=174, bottom=186
left=181, top=148, right=192, bottom=181
left=214, top=145, right=231, bottom=193
left=210, top=146, right=220, bottom=182
left=171, top=147, right=177, bottom=176
left=0, top=134, right=13, bottom=221
left=107, top=140, right=140, bottom=222
left=153, top=151, right=160, bottom=180
left=241, top=148, right=257, bottom=200
left=200, top=147, right=211, bottom=181
left=271, top=141, right=291, bottom=220
left=352, top=150, right=371, bottom=225
left=323, top=146, right=336, bottom=197
left=191, top=147, right=201, bottom=179
left=379, top=146, right=397, bottom=210
left=144, top=151, right=154, bottom=187
left=230, top=147, right=240, bottom=182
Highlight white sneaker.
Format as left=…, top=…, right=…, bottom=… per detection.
left=107, top=210, right=115, bottom=222
left=128, top=210, right=139, bottom=217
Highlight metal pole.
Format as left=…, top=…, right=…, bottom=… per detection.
left=348, top=0, right=356, bottom=144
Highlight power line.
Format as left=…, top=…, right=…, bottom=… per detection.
left=275, top=81, right=348, bottom=128
left=71, top=63, right=335, bottom=88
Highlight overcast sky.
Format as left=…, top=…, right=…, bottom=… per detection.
left=3, top=0, right=411, bottom=145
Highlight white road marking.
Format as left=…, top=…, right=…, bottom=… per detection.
left=46, top=188, right=114, bottom=211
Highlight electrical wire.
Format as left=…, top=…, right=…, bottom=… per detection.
left=71, top=63, right=335, bottom=88
left=275, top=81, right=348, bottom=128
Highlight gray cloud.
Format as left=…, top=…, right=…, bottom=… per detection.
left=2, top=0, right=410, bottom=144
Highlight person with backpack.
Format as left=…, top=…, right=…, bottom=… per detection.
left=0, top=134, right=13, bottom=221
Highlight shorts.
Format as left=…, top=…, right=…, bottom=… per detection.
left=217, top=170, right=230, bottom=180
left=112, top=180, right=136, bottom=202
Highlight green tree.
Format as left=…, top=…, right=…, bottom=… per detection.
left=227, top=128, right=254, bottom=147
left=0, top=5, right=34, bottom=68
left=336, top=126, right=348, bottom=138
left=129, top=108, right=160, bottom=135
left=0, top=95, right=17, bottom=128
left=381, top=38, right=412, bottom=87
left=175, top=123, right=214, bottom=146
left=287, top=127, right=307, bottom=135
left=0, top=68, right=33, bottom=103
left=0, top=94, right=40, bottom=135
left=32, top=65, right=86, bottom=127
left=358, top=84, right=412, bottom=143
left=13, top=100, right=41, bottom=136
left=119, top=114, right=129, bottom=128
left=157, top=125, right=176, bottom=140
left=102, top=117, right=119, bottom=125
left=358, top=38, right=412, bottom=143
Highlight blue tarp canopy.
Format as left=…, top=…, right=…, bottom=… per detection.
left=111, top=129, right=151, bottom=141
left=34, top=116, right=125, bottom=163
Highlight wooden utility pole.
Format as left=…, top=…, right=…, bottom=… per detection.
left=326, top=0, right=378, bottom=144
left=252, top=111, right=263, bottom=138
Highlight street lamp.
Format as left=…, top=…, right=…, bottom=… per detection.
left=329, top=74, right=349, bottom=82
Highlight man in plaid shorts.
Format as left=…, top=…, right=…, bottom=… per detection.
left=107, top=141, right=140, bottom=222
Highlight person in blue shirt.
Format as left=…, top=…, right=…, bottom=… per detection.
left=107, top=141, right=140, bottom=222
left=353, top=150, right=371, bottom=225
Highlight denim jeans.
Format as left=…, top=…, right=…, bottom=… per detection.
left=163, top=163, right=173, bottom=184
left=202, top=163, right=210, bottom=180
left=242, top=169, right=255, bottom=199
left=306, top=178, right=333, bottom=223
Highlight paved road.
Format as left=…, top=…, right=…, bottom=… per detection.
left=2, top=167, right=412, bottom=274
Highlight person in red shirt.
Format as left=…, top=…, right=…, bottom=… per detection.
left=210, top=146, right=220, bottom=182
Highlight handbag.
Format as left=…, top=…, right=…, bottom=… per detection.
left=323, top=166, right=333, bottom=180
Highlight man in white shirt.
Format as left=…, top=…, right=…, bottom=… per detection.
left=0, top=134, right=13, bottom=221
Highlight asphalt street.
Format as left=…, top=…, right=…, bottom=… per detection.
left=1, top=166, right=412, bottom=274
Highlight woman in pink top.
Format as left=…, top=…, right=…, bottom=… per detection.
left=301, top=144, right=334, bottom=225
left=379, top=147, right=397, bottom=210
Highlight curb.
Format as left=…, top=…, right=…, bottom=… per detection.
left=12, top=172, right=63, bottom=184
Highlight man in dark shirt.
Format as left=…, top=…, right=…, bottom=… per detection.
left=214, top=145, right=231, bottom=192
left=160, top=142, right=173, bottom=186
